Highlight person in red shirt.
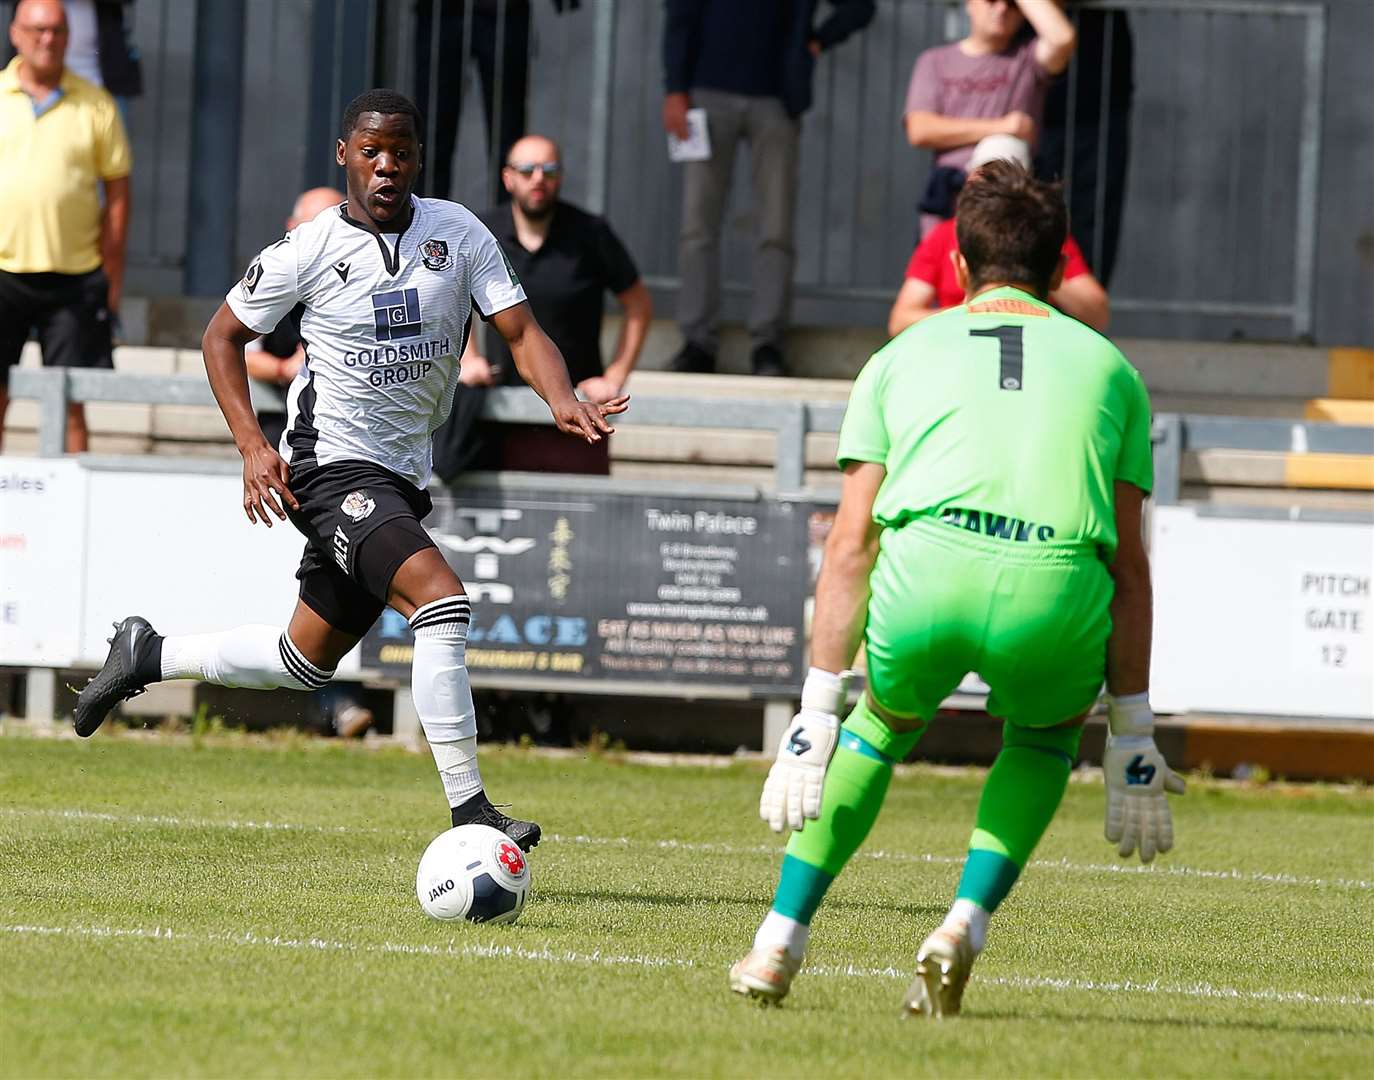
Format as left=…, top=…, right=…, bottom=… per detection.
left=888, top=136, right=1110, bottom=336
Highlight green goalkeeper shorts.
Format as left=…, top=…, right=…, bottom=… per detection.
left=864, top=517, right=1114, bottom=727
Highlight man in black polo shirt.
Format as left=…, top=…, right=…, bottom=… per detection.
left=458, top=133, right=652, bottom=474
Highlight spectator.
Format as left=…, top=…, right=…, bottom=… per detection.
left=6, top=1, right=141, bottom=123
left=904, top=0, right=1075, bottom=238
left=447, top=133, right=651, bottom=477
left=663, top=0, right=875, bottom=377
left=244, top=186, right=344, bottom=450
left=0, top=0, right=130, bottom=453
left=413, top=0, right=580, bottom=204
left=888, top=134, right=1108, bottom=335
left=1035, top=3, right=1133, bottom=287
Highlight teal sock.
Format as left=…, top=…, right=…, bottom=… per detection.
left=954, top=850, right=1022, bottom=914
left=769, top=725, right=903, bottom=923
left=772, top=855, right=834, bottom=923
left=955, top=720, right=1082, bottom=914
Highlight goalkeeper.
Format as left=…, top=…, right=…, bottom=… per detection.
left=730, top=160, right=1185, bottom=1017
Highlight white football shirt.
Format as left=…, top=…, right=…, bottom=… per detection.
left=226, top=196, right=526, bottom=487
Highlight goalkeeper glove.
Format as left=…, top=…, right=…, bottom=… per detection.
left=1103, top=692, right=1186, bottom=863
left=760, top=668, right=851, bottom=833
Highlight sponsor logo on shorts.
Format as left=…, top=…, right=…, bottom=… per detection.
left=371, top=288, right=423, bottom=341
left=420, top=238, right=452, bottom=271
left=940, top=507, right=1056, bottom=543
left=341, top=490, right=376, bottom=523
left=333, top=525, right=350, bottom=571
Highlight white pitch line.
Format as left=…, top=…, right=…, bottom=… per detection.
left=5, top=923, right=1372, bottom=1011
left=4, top=807, right=1372, bottom=892
left=543, top=834, right=1374, bottom=892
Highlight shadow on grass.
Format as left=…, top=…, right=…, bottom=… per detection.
left=536, top=885, right=945, bottom=921
left=966, top=1005, right=1371, bottom=1038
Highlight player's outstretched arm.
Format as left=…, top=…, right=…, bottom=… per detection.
left=490, top=301, right=629, bottom=443
left=202, top=303, right=300, bottom=528
left=1102, top=481, right=1185, bottom=862
left=761, top=462, right=884, bottom=832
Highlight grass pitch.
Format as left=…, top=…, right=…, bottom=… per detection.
left=2, top=730, right=1371, bottom=1078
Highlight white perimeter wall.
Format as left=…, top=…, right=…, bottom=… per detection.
left=2, top=458, right=1369, bottom=719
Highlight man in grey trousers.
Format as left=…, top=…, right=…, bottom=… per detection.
left=663, top=0, right=874, bottom=376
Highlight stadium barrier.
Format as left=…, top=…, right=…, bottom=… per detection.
left=4, top=368, right=1372, bottom=744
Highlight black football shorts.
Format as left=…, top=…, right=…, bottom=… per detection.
left=285, top=459, right=438, bottom=636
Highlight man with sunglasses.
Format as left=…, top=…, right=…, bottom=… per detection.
left=455, top=133, right=652, bottom=475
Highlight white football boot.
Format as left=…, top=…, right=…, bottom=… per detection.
left=728, top=946, right=802, bottom=1004
left=901, top=922, right=976, bottom=1019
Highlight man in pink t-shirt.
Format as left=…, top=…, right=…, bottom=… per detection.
left=904, top=0, right=1076, bottom=236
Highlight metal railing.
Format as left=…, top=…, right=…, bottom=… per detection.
left=7, top=368, right=842, bottom=492
left=11, top=369, right=1374, bottom=512
left=1152, top=414, right=1374, bottom=517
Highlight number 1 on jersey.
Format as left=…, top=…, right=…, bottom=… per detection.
left=970, top=325, right=1024, bottom=391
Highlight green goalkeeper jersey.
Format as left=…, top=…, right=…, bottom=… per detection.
left=837, top=286, right=1153, bottom=560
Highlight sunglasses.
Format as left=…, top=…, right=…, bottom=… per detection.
left=505, top=162, right=562, bottom=177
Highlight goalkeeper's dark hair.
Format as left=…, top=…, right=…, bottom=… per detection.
left=341, top=89, right=423, bottom=140
left=955, top=160, right=1068, bottom=298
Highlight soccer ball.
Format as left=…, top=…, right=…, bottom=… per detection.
left=416, top=823, right=531, bottom=923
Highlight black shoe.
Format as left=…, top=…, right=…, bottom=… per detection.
left=751, top=343, right=787, bottom=377
left=669, top=342, right=717, bottom=374
left=451, top=791, right=542, bottom=852
left=74, top=616, right=160, bottom=738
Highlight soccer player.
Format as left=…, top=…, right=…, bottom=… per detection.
left=73, top=89, right=626, bottom=851
left=729, top=160, right=1184, bottom=1015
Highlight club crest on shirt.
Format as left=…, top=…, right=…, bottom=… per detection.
left=340, top=490, right=376, bottom=523
left=420, top=238, right=452, bottom=271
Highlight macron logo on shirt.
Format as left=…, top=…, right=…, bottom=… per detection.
left=372, top=288, right=423, bottom=341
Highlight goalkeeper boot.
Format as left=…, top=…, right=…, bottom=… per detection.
left=451, top=791, right=542, bottom=852
left=728, top=946, right=802, bottom=1004
left=902, top=922, right=976, bottom=1019
left=74, top=616, right=160, bottom=737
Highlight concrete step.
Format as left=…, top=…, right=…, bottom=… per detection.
left=125, top=296, right=1365, bottom=400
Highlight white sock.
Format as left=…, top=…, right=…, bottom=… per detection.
left=160, top=626, right=332, bottom=691
left=754, top=910, right=809, bottom=961
left=410, top=597, right=478, bottom=804
left=430, top=736, right=483, bottom=807
left=943, top=898, right=989, bottom=953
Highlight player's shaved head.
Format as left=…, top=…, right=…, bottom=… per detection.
left=341, top=88, right=422, bottom=140
left=955, top=160, right=1067, bottom=298
left=290, top=187, right=345, bottom=229
left=336, top=89, right=423, bottom=230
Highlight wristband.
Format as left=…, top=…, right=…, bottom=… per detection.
left=1106, top=691, right=1154, bottom=737
left=801, top=667, right=853, bottom=716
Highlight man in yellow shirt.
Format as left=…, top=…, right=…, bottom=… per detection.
left=0, top=0, right=131, bottom=451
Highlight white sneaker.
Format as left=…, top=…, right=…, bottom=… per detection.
left=728, top=946, right=802, bottom=1004
left=902, top=923, right=976, bottom=1019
